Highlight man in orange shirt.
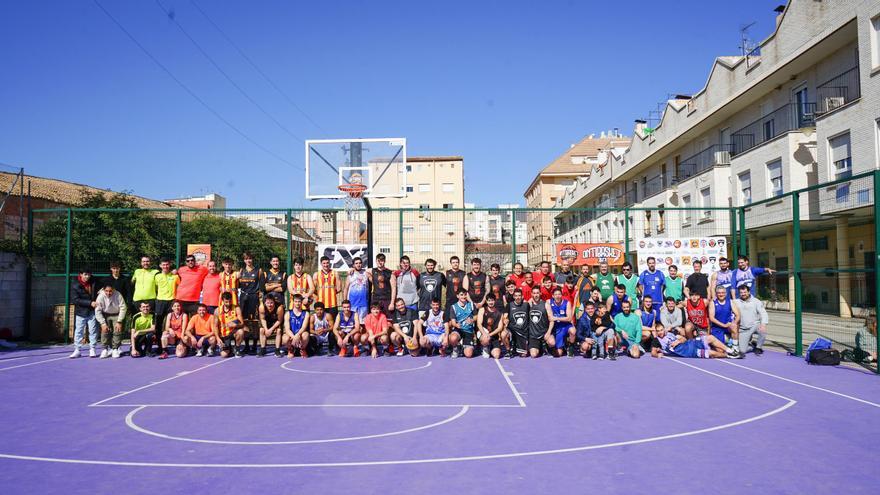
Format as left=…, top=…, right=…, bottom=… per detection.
left=534, top=261, right=553, bottom=287
left=363, top=302, right=389, bottom=358
left=186, top=303, right=216, bottom=356
left=201, top=260, right=221, bottom=314
left=177, top=254, right=208, bottom=315
left=313, top=256, right=340, bottom=319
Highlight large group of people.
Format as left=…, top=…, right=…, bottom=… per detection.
left=69, top=252, right=773, bottom=361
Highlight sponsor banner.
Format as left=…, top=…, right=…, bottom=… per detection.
left=186, top=244, right=211, bottom=266
left=317, top=244, right=368, bottom=270
left=635, top=237, right=727, bottom=276
left=556, top=243, right=626, bottom=266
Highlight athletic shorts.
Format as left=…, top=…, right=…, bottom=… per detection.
left=312, top=332, right=329, bottom=345
left=450, top=329, right=474, bottom=347
left=554, top=324, right=573, bottom=349
left=510, top=330, right=528, bottom=353
left=221, top=335, right=235, bottom=349
left=352, top=306, right=368, bottom=320
left=527, top=336, right=544, bottom=351
left=693, top=325, right=709, bottom=336
left=239, top=293, right=260, bottom=320
left=262, top=326, right=280, bottom=338
left=670, top=336, right=709, bottom=358
left=710, top=327, right=729, bottom=343
left=619, top=338, right=645, bottom=354
left=426, top=333, right=444, bottom=347
left=195, top=333, right=212, bottom=342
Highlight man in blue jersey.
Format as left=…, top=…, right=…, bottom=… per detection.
left=650, top=325, right=740, bottom=359
left=344, top=256, right=370, bottom=319
left=546, top=287, right=576, bottom=357
left=420, top=298, right=448, bottom=356
left=639, top=295, right=662, bottom=335
left=638, top=257, right=665, bottom=305
left=708, top=285, right=741, bottom=353
left=447, top=288, right=476, bottom=358
left=733, top=255, right=775, bottom=297
left=605, top=284, right=630, bottom=317
left=710, top=257, right=735, bottom=300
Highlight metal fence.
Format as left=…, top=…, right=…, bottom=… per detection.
left=23, top=171, right=880, bottom=371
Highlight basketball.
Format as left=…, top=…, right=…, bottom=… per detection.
left=405, top=338, right=419, bottom=351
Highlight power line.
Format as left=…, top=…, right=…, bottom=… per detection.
left=189, top=0, right=327, bottom=136
left=154, top=0, right=304, bottom=144
left=91, top=0, right=298, bottom=169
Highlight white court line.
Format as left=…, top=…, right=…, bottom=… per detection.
left=125, top=405, right=469, bottom=445
left=280, top=360, right=432, bottom=375
left=0, top=356, right=29, bottom=363
left=89, top=359, right=232, bottom=407
left=91, top=403, right=521, bottom=408
left=0, top=356, right=68, bottom=372
left=666, top=358, right=796, bottom=402
left=716, top=359, right=880, bottom=409
left=494, top=359, right=526, bottom=407
left=0, top=358, right=795, bottom=467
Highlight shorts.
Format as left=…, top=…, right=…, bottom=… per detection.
left=710, top=327, right=730, bottom=343
left=154, top=300, right=173, bottom=330
left=527, top=336, right=544, bottom=351
left=181, top=301, right=200, bottom=316
left=619, top=338, right=645, bottom=354
left=195, top=333, right=212, bottom=343
left=240, top=293, right=260, bottom=320
left=693, top=325, right=709, bottom=336
left=670, top=336, right=710, bottom=358
left=510, top=329, right=528, bottom=353
left=554, top=324, right=573, bottom=349
left=450, top=329, right=475, bottom=347
left=221, top=335, right=235, bottom=349
left=262, top=326, right=280, bottom=338
left=352, top=306, right=368, bottom=320
left=426, top=333, right=444, bottom=347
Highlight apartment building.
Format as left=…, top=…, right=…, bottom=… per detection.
left=166, top=193, right=227, bottom=209
left=554, top=0, right=880, bottom=317
left=369, top=156, right=465, bottom=267
left=524, top=133, right=630, bottom=267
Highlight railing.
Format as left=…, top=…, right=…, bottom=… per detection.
left=616, top=188, right=637, bottom=208
left=643, top=174, right=664, bottom=200
left=730, top=102, right=816, bottom=156
left=675, top=144, right=733, bottom=183
left=816, top=66, right=860, bottom=115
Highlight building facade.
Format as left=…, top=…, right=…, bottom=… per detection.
left=166, top=193, right=227, bottom=210
left=553, top=0, right=880, bottom=318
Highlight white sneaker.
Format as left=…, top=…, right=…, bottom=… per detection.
left=481, top=349, right=490, bottom=359
left=206, top=348, right=214, bottom=357
left=69, top=348, right=81, bottom=359
left=111, top=349, right=121, bottom=359
left=99, top=349, right=110, bottom=359
left=88, top=347, right=97, bottom=358
left=451, top=348, right=460, bottom=359
left=396, top=348, right=404, bottom=356
left=195, top=350, right=203, bottom=357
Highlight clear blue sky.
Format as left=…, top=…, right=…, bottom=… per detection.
left=0, top=0, right=780, bottom=208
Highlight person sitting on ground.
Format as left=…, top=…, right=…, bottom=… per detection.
left=390, top=297, right=422, bottom=357
left=130, top=302, right=156, bottom=358
left=421, top=297, right=448, bottom=356
left=546, top=287, right=576, bottom=357
left=95, top=283, right=127, bottom=359
left=282, top=294, right=310, bottom=358
left=257, top=295, right=284, bottom=357
left=659, top=296, right=686, bottom=336
left=447, top=288, right=477, bottom=358
left=650, top=324, right=741, bottom=359
left=160, top=300, right=189, bottom=359
left=575, top=300, right=596, bottom=359
left=709, top=285, right=741, bottom=353
left=363, top=302, right=390, bottom=358
left=309, top=302, right=334, bottom=355
left=334, top=299, right=363, bottom=357
left=476, top=294, right=508, bottom=359
left=613, top=299, right=648, bottom=359
left=733, top=284, right=768, bottom=356
left=186, top=303, right=216, bottom=357
left=214, top=292, right=245, bottom=358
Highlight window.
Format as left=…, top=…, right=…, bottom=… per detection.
left=405, top=165, right=412, bottom=172
left=418, top=183, right=431, bottom=193
left=700, top=187, right=712, bottom=219
left=443, top=244, right=456, bottom=253
left=442, top=203, right=454, bottom=209
left=419, top=203, right=430, bottom=210
left=402, top=226, right=415, bottom=234
left=802, top=237, right=829, bottom=252
left=872, top=14, right=880, bottom=69
left=420, top=244, right=432, bottom=253
left=379, top=246, right=391, bottom=254
left=405, top=186, right=414, bottom=193
left=763, top=118, right=776, bottom=141
left=767, top=160, right=783, bottom=197
left=442, top=183, right=455, bottom=193
left=836, top=184, right=850, bottom=204
left=859, top=189, right=871, bottom=203
left=378, top=224, right=391, bottom=234
left=829, top=132, right=852, bottom=179
left=403, top=245, right=414, bottom=252
left=739, top=171, right=752, bottom=205
left=682, top=194, right=692, bottom=224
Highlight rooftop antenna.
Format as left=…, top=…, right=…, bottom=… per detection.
left=739, top=21, right=757, bottom=57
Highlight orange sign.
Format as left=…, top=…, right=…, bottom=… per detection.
left=187, top=244, right=212, bottom=266
left=556, top=243, right=625, bottom=266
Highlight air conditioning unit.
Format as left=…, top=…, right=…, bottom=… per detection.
left=712, top=150, right=731, bottom=166
left=823, top=96, right=845, bottom=113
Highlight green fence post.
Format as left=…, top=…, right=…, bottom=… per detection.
left=739, top=206, right=747, bottom=257
left=793, top=192, right=803, bottom=357
left=63, top=208, right=72, bottom=345
left=874, top=171, right=880, bottom=373
left=175, top=209, right=182, bottom=267
left=729, top=208, right=737, bottom=260
left=24, top=204, right=34, bottom=341
left=398, top=209, right=404, bottom=259
left=286, top=209, right=293, bottom=275
left=510, top=208, right=517, bottom=269
left=624, top=208, right=630, bottom=263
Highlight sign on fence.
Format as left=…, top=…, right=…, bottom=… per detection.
left=317, top=244, right=368, bottom=270
left=556, top=243, right=625, bottom=266
left=187, top=244, right=212, bottom=266
left=636, top=237, right=727, bottom=276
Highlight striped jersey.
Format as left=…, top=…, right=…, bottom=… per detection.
left=314, top=270, right=339, bottom=309
left=219, top=271, right=239, bottom=305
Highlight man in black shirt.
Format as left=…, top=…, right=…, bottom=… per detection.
left=445, top=256, right=466, bottom=309
left=370, top=253, right=394, bottom=316
left=418, top=258, right=445, bottom=318
left=684, top=260, right=710, bottom=300
left=504, top=288, right=529, bottom=357
left=390, top=298, right=422, bottom=356
left=102, top=261, right=133, bottom=312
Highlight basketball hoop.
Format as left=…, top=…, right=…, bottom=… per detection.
left=338, top=173, right=367, bottom=220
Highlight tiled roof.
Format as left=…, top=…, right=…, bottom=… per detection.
left=0, top=172, right=171, bottom=208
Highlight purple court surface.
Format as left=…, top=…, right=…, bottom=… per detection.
left=2, top=346, right=879, bottom=494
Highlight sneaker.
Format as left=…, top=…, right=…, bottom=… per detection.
left=158, top=351, right=169, bottom=360
left=600, top=354, right=606, bottom=360
left=439, top=347, right=447, bottom=357
left=609, top=350, right=617, bottom=361
left=99, top=349, right=110, bottom=359
left=567, top=345, right=575, bottom=358
left=257, top=346, right=266, bottom=357
left=396, top=347, right=405, bottom=357
left=88, top=347, right=97, bottom=358
left=728, top=350, right=744, bottom=359
left=505, top=350, right=512, bottom=360
left=234, top=349, right=243, bottom=358
left=206, top=347, right=214, bottom=357
left=300, top=349, right=308, bottom=358
left=482, top=349, right=490, bottom=359
left=111, top=348, right=121, bottom=359
left=592, top=353, right=598, bottom=360
left=451, top=348, right=460, bottom=359
left=352, top=346, right=361, bottom=357
left=195, top=349, right=203, bottom=357
left=69, top=348, right=81, bottom=359
left=338, top=348, right=347, bottom=357
left=754, top=347, right=764, bottom=356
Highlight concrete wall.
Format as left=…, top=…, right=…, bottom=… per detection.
left=0, top=252, right=26, bottom=338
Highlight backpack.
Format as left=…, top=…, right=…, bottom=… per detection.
left=805, top=337, right=839, bottom=365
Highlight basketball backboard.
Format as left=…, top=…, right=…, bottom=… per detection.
left=305, top=138, right=407, bottom=200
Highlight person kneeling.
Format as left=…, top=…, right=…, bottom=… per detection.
left=612, top=300, right=650, bottom=359
left=160, top=300, right=190, bottom=359
left=281, top=294, right=311, bottom=358
left=214, top=292, right=245, bottom=358
left=477, top=294, right=508, bottom=359
left=187, top=304, right=216, bottom=356
left=363, top=302, right=390, bottom=358
left=391, top=298, right=422, bottom=357
left=130, top=302, right=156, bottom=358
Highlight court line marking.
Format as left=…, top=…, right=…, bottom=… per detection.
left=494, top=359, right=526, bottom=407
left=0, top=358, right=796, bottom=467
left=88, top=359, right=232, bottom=407
left=280, top=360, right=432, bottom=375
left=0, top=356, right=68, bottom=372
left=91, top=403, right=521, bottom=408
left=125, top=405, right=469, bottom=445
left=716, top=359, right=880, bottom=409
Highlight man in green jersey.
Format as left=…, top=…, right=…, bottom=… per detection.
left=130, top=301, right=156, bottom=358
left=664, top=264, right=684, bottom=303
left=592, top=261, right=616, bottom=301
left=616, top=261, right=639, bottom=303
left=612, top=299, right=647, bottom=359
left=153, top=257, right=180, bottom=353
left=131, top=256, right=159, bottom=312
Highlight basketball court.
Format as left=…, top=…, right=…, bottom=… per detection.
left=2, top=347, right=879, bottom=493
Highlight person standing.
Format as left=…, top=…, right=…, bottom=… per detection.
left=344, top=256, right=370, bottom=319
left=733, top=255, right=775, bottom=298
left=444, top=256, right=466, bottom=309
left=369, top=253, right=394, bottom=316
left=592, top=261, right=616, bottom=301
left=465, top=257, right=488, bottom=309
left=313, top=256, right=341, bottom=319
left=69, top=269, right=98, bottom=358
left=487, top=263, right=506, bottom=305
left=95, top=283, right=127, bottom=359
left=153, top=258, right=180, bottom=350
left=418, top=258, right=445, bottom=318
left=734, top=285, right=769, bottom=356
left=684, top=260, right=709, bottom=299
left=287, top=257, right=314, bottom=309
left=176, top=254, right=208, bottom=315
left=392, top=255, right=420, bottom=312
left=637, top=257, right=665, bottom=305
left=101, top=261, right=132, bottom=313
left=218, top=257, right=239, bottom=309
left=709, top=257, right=735, bottom=301
left=664, top=264, right=684, bottom=303
left=262, top=255, right=287, bottom=305
left=616, top=262, right=639, bottom=303
left=131, top=256, right=158, bottom=313
left=574, top=264, right=594, bottom=307
left=554, top=259, right=574, bottom=288
left=201, top=260, right=222, bottom=314
left=238, top=252, right=263, bottom=352
left=506, top=262, right=527, bottom=289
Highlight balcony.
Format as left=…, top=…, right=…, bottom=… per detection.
left=730, top=102, right=816, bottom=156
left=642, top=174, right=665, bottom=200
left=675, top=144, right=733, bottom=183
left=616, top=189, right=638, bottom=208
left=816, top=66, right=860, bottom=115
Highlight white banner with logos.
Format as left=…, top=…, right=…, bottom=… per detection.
left=317, top=244, right=368, bottom=270
left=635, top=237, right=727, bottom=276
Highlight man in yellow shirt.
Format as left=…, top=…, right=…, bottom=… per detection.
left=153, top=257, right=180, bottom=354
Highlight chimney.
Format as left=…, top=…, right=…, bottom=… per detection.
left=634, top=119, right=647, bottom=136
left=774, top=5, right=785, bottom=27
left=613, top=127, right=620, bottom=137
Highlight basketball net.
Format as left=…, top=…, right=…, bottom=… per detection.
left=338, top=172, right=366, bottom=221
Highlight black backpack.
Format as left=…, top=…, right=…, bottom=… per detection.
left=807, top=348, right=841, bottom=366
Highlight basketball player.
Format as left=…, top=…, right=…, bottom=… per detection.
left=447, top=288, right=476, bottom=358
left=214, top=292, right=245, bottom=358
left=506, top=262, right=527, bottom=289
left=476, top=294, right=508, bottom=359
left=187, top=303, right=216, bottom=357
left=546, top=287, right=575, bottom=357
left=218, top=257, right=239, bottom=312
left=708, top=285, right=741, bottom=351
left=334, top=299, right=363, bottom=357
left=262, top=255, right=287, bottom=305
left=418, top=258, right=445, bottom=318
left=369, top=253, right=394, bottom=316
left=651, top=326, right=740, bottom=359
left=287, top=257, right=314, bottom=309
left=393, top=255, right=420, bottom=312
left=593, top=261, right=616, bottom=301
left=257, top=295, right=284, bottom=357
left=684, top=291, right=710, bottom=339
left=159, top=300, right=188, bottom=359
left=527, top=286, right=549, bottom=358
left=238, top=252, right=262, bottom=353
left=420, top=298, right=448, bottom=356
left=487, top=263, right=506, bottom=305
left=310, top=302, right=334, bottom=355
left=466, top=258, right=488, bottom=309
left=616, top=262, right=639, bottom=303
left=445, top=256, right=466, bottom=309
left=313, top=256, right=340, bottom=320
left=363, top=302, right=390, bottom=358
left=390, top=298, right=422, bottom=356
left=710, top=257, right=735, bottom=301
left=282, top=294, right=310, bottom=358
left=504, top=288, right=529, bottom=357
left=344, top=256, right=370, bottom=319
